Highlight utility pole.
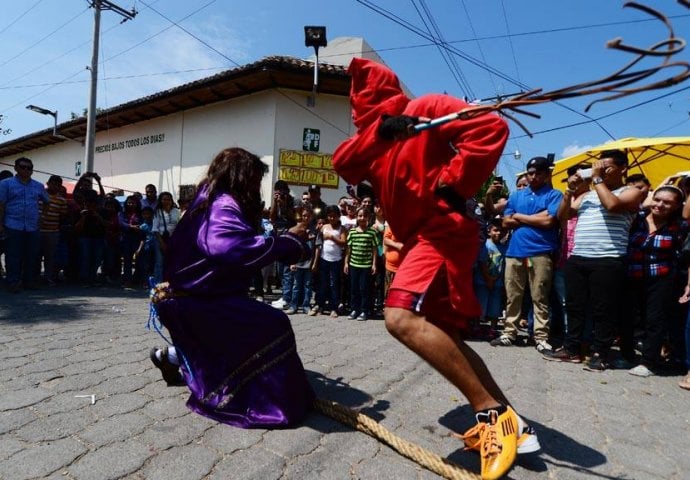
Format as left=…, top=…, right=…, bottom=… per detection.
left=84, top=0, right=136, bottom=174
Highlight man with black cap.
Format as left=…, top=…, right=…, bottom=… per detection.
left=492, top=156, right=562, bottom=353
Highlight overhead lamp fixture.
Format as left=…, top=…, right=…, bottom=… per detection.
left=26, top=104, right=78, bottom=143
left=304, top=26, right=327, bottom=107
left=26, top=104, right=57, bottom=118
left=501, top=149, right=521, bottom=160
left=26, top=104, right=58, bottom=136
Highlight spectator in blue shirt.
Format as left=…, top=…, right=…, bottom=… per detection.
left=0, top=157, right=49, bottom=292
left=491, top=156, right=563, bottom=353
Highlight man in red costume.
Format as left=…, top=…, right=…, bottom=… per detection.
left=333, top=57, right=540, bottom=480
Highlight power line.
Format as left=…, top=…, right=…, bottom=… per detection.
left=410, top=0, right=473, bottom=97
left=0, top=1, right=220, bottom=116
left=457, top=0, right=498, bottom=96
left=510, top=85, right=690, bottom=139
left=0, top=0, right=166, bottom=89
left=355, top=0, right=616, bottom=139
left=0, top=22, right=122, bottom=89
left=0, top=6, right=90, bottom=68
left=139, top=0, right=350, bottom=137
left=0, top=0, right=46, bottom=37
left=0, top=67, right=227, bottom=90
left=499, top=0, right=522, bottom=86
left=101, top=0, right=217, bottom=64
left=652, top=116, right=690, bottom=136
left=139, top=0, right=239, bottom=67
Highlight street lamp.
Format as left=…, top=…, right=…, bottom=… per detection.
left=501, top=149, right=521, bottom=160
left=26, top=104, right=58, bottom=136
left=26, top=104, right=78, bottom=142
left=304, top=25, right=327, bottom=107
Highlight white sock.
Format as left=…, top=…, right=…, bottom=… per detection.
left=155, top=347, right=180, bottom=366
left=167, top=347, right=180, bottom=365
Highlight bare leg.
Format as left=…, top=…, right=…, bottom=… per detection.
left=385, top=307, right=509, bottom=411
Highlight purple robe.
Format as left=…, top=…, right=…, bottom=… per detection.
left=157, top=187, right=314, bottom=428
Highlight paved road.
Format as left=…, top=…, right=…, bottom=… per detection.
left=1, top=286, right=688, bottom=480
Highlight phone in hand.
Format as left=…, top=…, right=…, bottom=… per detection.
left=578, top=168, right=593, bottom=180
left=494, top=176, right=503, bottom=183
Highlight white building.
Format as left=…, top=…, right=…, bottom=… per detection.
left=0, top=37, right=398, bottom=205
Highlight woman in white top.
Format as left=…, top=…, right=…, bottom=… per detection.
left=152, top=191, right=180, bottom=283
left=315, top=205, right=347, bottom=317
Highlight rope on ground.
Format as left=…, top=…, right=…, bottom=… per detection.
left=313, top=397, right=481, bottom=480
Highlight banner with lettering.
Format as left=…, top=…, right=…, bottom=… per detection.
left=278, top=149, right=339, bottom=188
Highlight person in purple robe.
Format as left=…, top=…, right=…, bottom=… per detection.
left=149, top=147, right=315, bottom=428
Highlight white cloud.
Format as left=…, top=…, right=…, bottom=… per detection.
left=560, top=142, right=595, bottom=159
left=99, top=16, right=253, bottom=106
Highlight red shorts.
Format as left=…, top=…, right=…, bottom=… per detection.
left=385, top=231, right=478, bottom=334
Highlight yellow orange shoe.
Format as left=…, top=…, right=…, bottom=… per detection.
left=478, top=407, right=519, bottom=480
left=459, top=412, right=540, bottom=455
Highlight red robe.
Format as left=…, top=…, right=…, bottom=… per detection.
left=333, top=58, right=508, bottom=325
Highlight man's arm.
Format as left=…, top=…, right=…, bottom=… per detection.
left=557, top=191, right=577, bottom=221
left=0, top=202, right=5, bottom=233
left=511, top=210, right=557, bottom=228
left=593, top=183, right=644, bottom=213
left=93, top=173, right=105, bottom=197
left=591, top=161, right=644, bottom=213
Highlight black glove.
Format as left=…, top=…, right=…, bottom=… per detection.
left=378, top=115, right=420, bottom=140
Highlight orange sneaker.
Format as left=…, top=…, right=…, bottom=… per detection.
left=475, top=407, right=519, bottom=480
left=459, top=411, right=540, bottom=455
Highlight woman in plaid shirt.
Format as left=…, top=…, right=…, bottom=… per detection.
left=627, top=185, right=689, bottom=377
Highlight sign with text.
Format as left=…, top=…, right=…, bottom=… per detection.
left=302, top=128, right=320, bottom=152
left=94, top=133, right=166, bottom=154
left=278, top=149, right=339, bottom=188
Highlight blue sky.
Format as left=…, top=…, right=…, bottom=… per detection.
left=1, top=0, right=689, bottom=181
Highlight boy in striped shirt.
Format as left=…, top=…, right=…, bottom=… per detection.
left=39, top=175, right=68, bottom=285
left=345, top=207, right=379, bottom=320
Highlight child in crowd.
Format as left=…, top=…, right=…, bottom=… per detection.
left=371, top=203, right=386, bottom=315
left=474, top=219, right=508, bottom=337
left=314, top=205, right=347, bottom=318
left=383, top=223, right=403, bottom=298
left=286, top=207, right=317, bottom=314
left=340, top=200, right=357, bottom=230
left=345, top=206, right=379, bottom=321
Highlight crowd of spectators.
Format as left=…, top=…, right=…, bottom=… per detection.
left=475, top=150, right=690, bottom=390
left=0, top=157, right=182, bottom=292
left=261, top=181, right=390, bottom=322
left=1, top=150, right=689, bottom=390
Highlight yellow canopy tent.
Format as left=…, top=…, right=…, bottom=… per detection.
left=551, top=137, right=690, bottom=191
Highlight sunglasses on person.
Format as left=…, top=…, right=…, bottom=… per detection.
left=17, top=164, right=33, bottom=171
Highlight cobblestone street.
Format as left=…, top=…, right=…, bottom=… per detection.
left=1, top=286, right=688, bottom=479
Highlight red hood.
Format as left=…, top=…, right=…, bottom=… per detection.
left=348, top=58, right=410, bottom=130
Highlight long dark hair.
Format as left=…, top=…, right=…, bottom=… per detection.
left=190, top=147, right=268, bottom=228
left=155, top=191, right=178, bottom=212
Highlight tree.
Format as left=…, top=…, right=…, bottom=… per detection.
left=70, top=107, right=105, bottom=120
